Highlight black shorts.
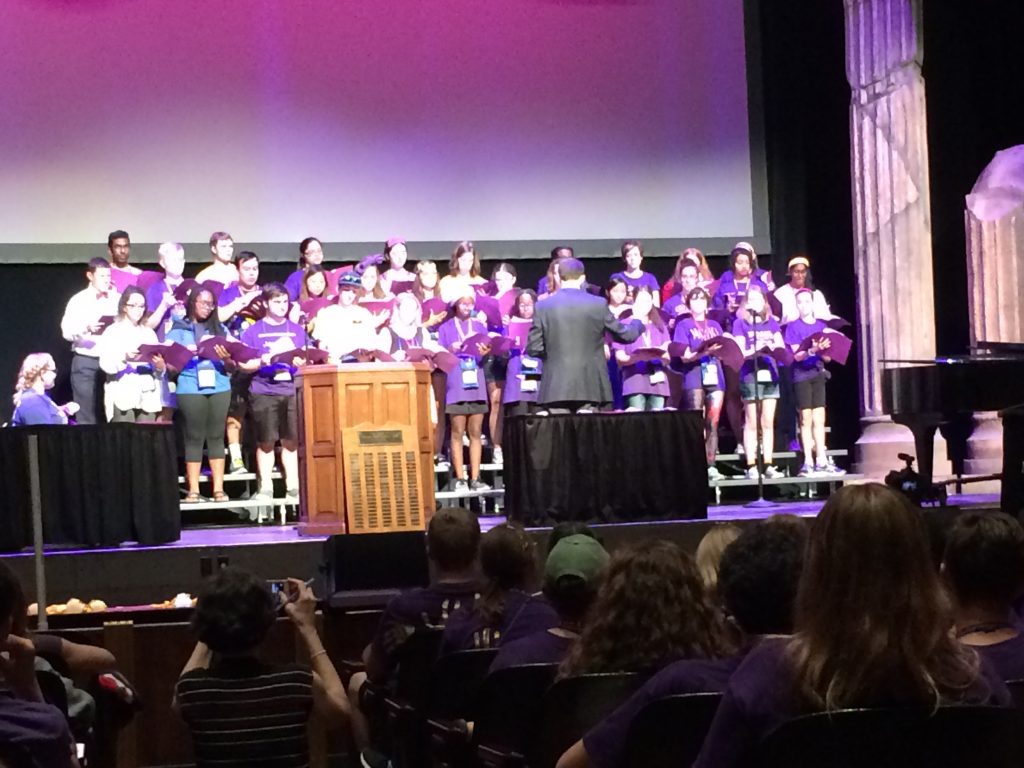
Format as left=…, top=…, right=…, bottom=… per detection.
left=228, top=374, right=253, bottom=420
left=794, top=373, right=827, bottom=410
left=446, top=400, right=489, bottom=416
left=250, top=392, right=298, bottom=444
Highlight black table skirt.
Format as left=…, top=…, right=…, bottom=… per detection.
left=0, top=424, right=181, bottom=551
left=504, top=410, right=708, bottom=526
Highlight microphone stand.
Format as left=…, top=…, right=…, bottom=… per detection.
left=745, top=308, right=776, bottom=509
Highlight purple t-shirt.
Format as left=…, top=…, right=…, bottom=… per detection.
left=503, top=350, right=543, bottom=405
left=731, top=315, right=783, bottom=384
left=613, top=323, right=671, bottom=397
left=672, top=317, right=725, bottom=391
left=712, top=274, right=771, bottom=317
left=663, top=292, right=689, bottom=322
left=284, top=269, right=305, bottom=301
left=610, top=271, right=661, bottom=303
left=0, top=689, right=76, bottom=768
left=437, top=317, right=488, bottom=404
left=582, top=654, right=744, bottom=768
left=240, top=318, right=310, bottom=396
left=218, top=283, right=262, bottom=335
left=145, top=276, right=187, bottom=339
left=490, top=629, right=575, bottom=672
left=368, top=580, right=479, bottom=681
left=971, top=633, right=1024, bottom=682
left=441, top=590, right=559, bottom=654
left=693, top=638, right=1012, bottom=768
left=784, top=318, right=828, bottom=382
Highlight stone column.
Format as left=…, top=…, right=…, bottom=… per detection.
left=963, top=146, right=1024, bottom=487
left=844, top=0, right=947, bottom=477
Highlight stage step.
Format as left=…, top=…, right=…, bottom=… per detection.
left=713, top=448, right=848, bottom=463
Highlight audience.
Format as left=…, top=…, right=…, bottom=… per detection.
left=442, top=523, right=558, bottom=653
left=491, top=533, right=609, bottom=672
left=174, top=567, right=349, bottom=768
left=0, top=562, right=79, bottom=767
left=694, top=523, right=741, bottom=596
left=943, top=511, right=1024, bottom=681
left=348, top=508, right=481, bottom=752
left=693, top=483, right=1011, bottom=768
left=560, top=540, right=731, bottom=678
left=557, top=515, right=808, bottom=768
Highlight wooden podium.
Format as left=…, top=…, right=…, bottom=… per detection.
left=295, top=362, right=436, bottom=536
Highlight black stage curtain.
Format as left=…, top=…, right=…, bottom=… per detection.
left=1003, top=406, right=1024, bottom=520
left=0, top=424, right=180, bottom=551
left=504, top=410, right=707, bottom=526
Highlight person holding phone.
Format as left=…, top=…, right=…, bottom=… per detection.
left=175, top=568, right=350, bottom=766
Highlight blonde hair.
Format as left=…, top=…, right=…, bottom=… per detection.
left=695, top=524, right=742, bottom=594
left=13, top=353, right=55, bottom=407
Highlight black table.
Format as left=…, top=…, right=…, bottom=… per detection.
left=0, top=424, right=181, bottom=551
left=504, top=410, right=708, bottom=525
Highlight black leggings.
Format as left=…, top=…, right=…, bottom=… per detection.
left=177, top=391, right=231, bottom=462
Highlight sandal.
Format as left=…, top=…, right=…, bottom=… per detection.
left=212, top=491, right=230, bottom=503
left=183, top=491, right=202, bottom=504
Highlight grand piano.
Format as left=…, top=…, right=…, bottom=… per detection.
left=882, top=342, right=1024, bottom=509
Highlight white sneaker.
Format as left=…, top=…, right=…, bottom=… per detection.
left=816, top=459, right=846, bottom=476
left=453, top=480, right=469, bottom=493
left=492, top=446, right=503, bottom=465
left=434, top=455, right=450, bottom=471
left=285, top=487, right=299, bottom=502
left=708, top=466, right=724, bottom=481
left=470, top=479, right=491, bottom=492
left=798, top=463, right=815, bottom=477
left=745, top=466, right=760, bottom=480
left=230, top=457, right=248, bottom=475
left=763, top=465, right=784, bottom=479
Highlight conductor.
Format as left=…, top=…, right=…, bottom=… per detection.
left=527, top=258, right=643, bottom=413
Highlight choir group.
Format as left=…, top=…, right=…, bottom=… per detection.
left=10, top=231, right=849, bottom=503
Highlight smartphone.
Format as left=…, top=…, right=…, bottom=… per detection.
left=267, top=579, right=292, bottom=607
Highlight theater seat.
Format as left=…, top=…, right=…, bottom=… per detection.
left=425, top=648, right=499, bottom=768
left=475, top=663, right=559, bottom=768
left=537, top=672, right=645, bottom=768
left=622, top=692, right=722, bottom=768
left=757, top=705, right=1024, bottom=768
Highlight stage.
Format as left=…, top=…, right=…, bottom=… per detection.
left=0, top=493, right=1000, bottom=610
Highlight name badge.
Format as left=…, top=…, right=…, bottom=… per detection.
left=756, top=367, right=773, bottom=383
left=519, top=376, right=538, bottom=393
left=141, top=373, right=157, bottom=393
left=273, top=369, right=293, bottom=383
left=649, top=370, right=667, bottom=385
left=459, top=356, right=479, bottom=389
left=197, top=367, right=217, bottom=389
left=701, top=361, right=719, bottom=387
left=521, top=356, right=539, bottom=370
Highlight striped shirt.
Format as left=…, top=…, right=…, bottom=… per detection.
left=176, top=658, right=314, bottom=767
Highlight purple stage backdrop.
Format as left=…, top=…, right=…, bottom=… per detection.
left=1, top=0, right=761, bottom=246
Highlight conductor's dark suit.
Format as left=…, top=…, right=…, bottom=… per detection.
left=526, top=287, right=643, bottom=407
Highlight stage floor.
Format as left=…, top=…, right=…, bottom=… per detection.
left=1, top=493, right=1001, bottom=608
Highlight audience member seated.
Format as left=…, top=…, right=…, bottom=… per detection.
left=557, top=515, right=807, bottom=768
left=943, top=512, right=1024, bottom=681
left=693, top=483, right=1012, bottom=768
left=348, top=508, right=482, bottom=752
left=560, top=540, right=732, bottom=679
left=491, top=534, right=609, bottom=672
left=0, top=562, right=79, bottom=767
left=694, top=523, right=741, bottom=596
left=442, top=523, right=559, bottom=654
left=174, top=568, right=349, bottom=768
